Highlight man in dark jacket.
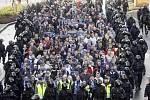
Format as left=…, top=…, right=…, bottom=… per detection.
left=121, top=74, right=133, bottom=100
left=137, top=38, right=148, bottom=61
left=122, top=0, right=128, bottom=15
left=22, top=82, right=34, bottom=100
left=43, top=80, right=56, bottom=100
left=6, top=41, right=14, bottom=58
left=142, top=6, right=149, bottom=16
left=144, top=77, right=150, bottom=100
left=137, top=8, right=142, bottom=28
left=93, top=79, right=106, bottom=100
left=77, top=81, right=88, bottom=100
left=133, top=55, right=145, bottom=90
left=1, top=85, right=18, bottom=100
left=0, top=39, right=5, bottom=64
left=127, top=17, right=136, bottom=31
left=111, top=80, right=126, bottom=100
left=130, top=23, right=140, bottom=40
left=0, top=81, right=3, bottom=94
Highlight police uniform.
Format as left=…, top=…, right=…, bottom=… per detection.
left=35, top=82, right=47, bottom=99
left=144, top=78, right=150, bottom=100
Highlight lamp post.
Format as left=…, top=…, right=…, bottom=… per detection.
left=149, top=0, right=150, bottom=10
left=102, top=0, right=106, bottom=16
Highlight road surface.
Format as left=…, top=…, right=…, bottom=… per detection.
left=0, top=24, right=15, bottom=81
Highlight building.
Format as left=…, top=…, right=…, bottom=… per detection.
left=128, top=0, right=148, bottom=10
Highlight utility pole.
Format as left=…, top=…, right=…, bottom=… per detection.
left=149, top=0, right=150, bottom=10
left=102, top=0, right=106, bottom=16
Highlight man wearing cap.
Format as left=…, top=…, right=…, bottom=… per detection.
left=144, top=77, right=150, bottom=100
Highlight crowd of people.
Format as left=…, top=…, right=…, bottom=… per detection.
left=0, top=0, right=148, bottom=100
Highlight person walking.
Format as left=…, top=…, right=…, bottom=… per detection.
left=144, top=77, right=150, bottom=100
left=0, top=39, right=5, bottom=64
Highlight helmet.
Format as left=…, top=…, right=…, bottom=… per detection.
left=121, top=74, right=128, bottom=80
left=132, top=41, right=137, bottom=45
left=119, top=53, right=125, bottom=58
left=96, top=79, right=102, bottom=85
left=9, top=41, right=14, bottom=45
left=136, top=55, right=141, bottom=59
left=31, top=94, right=40, bottom=100
left=139, top=39, right=145, bottom=43
left=8, top=77, right=14, bottom=83
left=115, top=79, right=122, bottom=87
left=138, top=35, right=143, bottom=39
left=0, top=39, right=3, bottom=43
left=125, top=61, right=130, bottom=67
left=119, top=58, right=125, bottom=63
left=124, top=67, right=130, bottom=71
left=125, top=47, right=131, bottom=51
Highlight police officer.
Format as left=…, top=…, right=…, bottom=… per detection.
left=22, top=82, right=34, bottom=100
left=0, top=39, right=5, bottom=64
left=131, top=40, right=139, bottom=56
left=57, top=75, right=71, bottom=100
left=137, top=8, right=142, bottom=28
left=144, top=77, right=150, bottom=100
left=1, top=85, right=17, bottom=100
left=43, top=79, right=56, bottom=100
left=77, top=81, right=88, bottom=100
left=104, top=78, right=111, bottom=100
left=121, top=74, right=133, bottom=100
left=93, top=79, right=106, bottom=100
left=129, top=23, right=140, bottom=40
left=111, top=79, right=126, bottom=100
left=142, top=6, right=149, bottom=16
left=141, top=6, right=149, bottom=35
left=6, top=41, right=14, bottom=58
left=127, top=17, right=136, bottom=31
left=122, top=0, right=128, bottom=15
left=137, top=38, right=148, bottom=61
left=133, top=55, right=144, bottom=90
left=124, top=67, right=134, bottom=89
left=35, top=80, right=47, bottom=99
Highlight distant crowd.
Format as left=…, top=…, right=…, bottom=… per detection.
left=0, top=0, right=148, bottom=100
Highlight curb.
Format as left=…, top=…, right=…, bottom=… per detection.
left=0, top=21, right=16, bottom=33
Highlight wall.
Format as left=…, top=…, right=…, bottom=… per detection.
left=134, top=0, right=148, bottom=6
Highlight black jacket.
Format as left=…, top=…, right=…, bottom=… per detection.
left=77, top=88, right=88, bottom=100
left=93, top=84, right=106, bottom=99
left=145, top=83, right=150, bottom=100
left=43, top=86, right=56, bottom=100
left=111, top=86, right=126, bottom=100
left=0, top=43, right=5, bottom=56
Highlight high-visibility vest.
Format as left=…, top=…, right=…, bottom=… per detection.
left=85, top=85, right=90, bottom=92
left=106, top=84, right=111, bottom=98
left=36, top=83, right=47, bottom=99
left=68, top=79, right=73, bottom=91
left=57, top=80, right=71, bottom=93
left=57, top=80, right=63, bottom=92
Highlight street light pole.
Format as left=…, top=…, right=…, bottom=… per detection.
left=102, top=0, right=106, bottom=16
left=149, top=0, right=150, bottom=10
